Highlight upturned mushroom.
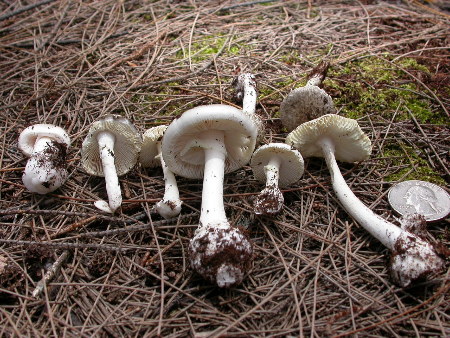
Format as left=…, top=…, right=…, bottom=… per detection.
left=250, top=143, right=304, bottom=215
left=286, top=114, right=444, bottom=287
left=140, top=125, right=182, bottom=219
left=18, top=124, right=71, bottom=194
left=161, top=104, right=259, bottom=287
left=280, top=61, right=336, bottom=132
left=81, top=115, right=142, bottom=213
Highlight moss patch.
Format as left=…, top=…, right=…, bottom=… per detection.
left=176, top=35, right=241, bottom=63
left=327, top=56, right=447, bottom=124
left=379, top=144, right=445, bottom=184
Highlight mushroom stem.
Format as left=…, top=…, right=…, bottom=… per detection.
left=264, top=157, right=281, bottom=190
left=240, top=73, right=257, bottom=115
left=319, top=137, right=402, bottom=249
left=254, top=156, right=284, bottom=215
left=32, top=136, right=54, bottom=154
left=155, top=142, right=182, bottom=219
left=198, top=130, right=228, bottom=227
left=97, top=131, right=121, bottom=213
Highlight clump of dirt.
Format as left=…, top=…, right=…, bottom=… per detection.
left=24, top=245, right=54, bottom=281
left=86, top=251, right=115, bottom=278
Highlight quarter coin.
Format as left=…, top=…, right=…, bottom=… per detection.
left=388, top=180, right=450, bottom=222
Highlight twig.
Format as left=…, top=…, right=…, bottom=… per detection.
left=32, top=250, right=69, bottom=297
left=0, top=239, right=131, bottom=252
left=0, top=0, right=56, bottom=22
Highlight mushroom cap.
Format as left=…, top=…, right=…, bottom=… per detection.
left=161, top=104, right=258, bottom=179
left=81, top=115, right=142, bottom=177
left=139, top=125, right=168, bottom=168
left=286, top=114, right=372, bottom=163
left=280, top=85, right=336, bottom=132
left=250, top=143, right=304, bottom=188
left=18, top=124, right=71, bottom=157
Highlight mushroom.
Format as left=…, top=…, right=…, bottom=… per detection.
left=250, top=143, right=304, bottom=215
left=286, top=114, right=444, bottom=287
left=81, top=115, right=142, bottom=213
left=161, top=104, right=259, bottom=287
left=233, top=73, right=265, bottom=140
left=280, top=61, right=336, bottom=132
left=140, top=125, right=182, bottom=219
left=18, top=124, right=71, bottom=194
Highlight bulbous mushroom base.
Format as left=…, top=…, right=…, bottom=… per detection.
left=155, top=199, right=182, bottom=220
left=22, top=140, right=68, bottom=194
left=189, top=223, right=253, bottom=288
left=254, top=185, right=284, bottom=215
left=389, top=231, right=444, bottom=288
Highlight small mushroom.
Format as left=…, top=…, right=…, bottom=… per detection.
left=250, top=143, right=304, bottom=215
left=81, top=115, right=142, bottom=213
left=18, top=124, right=71, bottom=194
left=286, top=114, right=444, bottom=287
left=161, top=104, right=259, bottom=287
left=280, top=61, right=336, bottom=132
left=140, top=125, right=182, bottom=219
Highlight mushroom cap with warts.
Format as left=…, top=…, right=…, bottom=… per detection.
left=81, top=115, right=142, bottom=177
left=139, top=125, right=168, bottom=168
left=286, top=114, right=372, bottom=163
left=161, top=104, right=259, bottom=179
left=250, top=143, right=304, bottom=188
left=18, top=124, right=71, bottom=157
left=280, top=85, right=336, bottom=132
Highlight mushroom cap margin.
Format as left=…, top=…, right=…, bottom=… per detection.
left=139, top=125, right=168, bottom=168
left=250, top=143, right=304, bottom=187
left=18, top=124, right=71, bottom=157
left=286, top=114, right=372, bottom=163
left=81, top=115, right=142, bottom=177
left=161, top=104, right=258, bottom=179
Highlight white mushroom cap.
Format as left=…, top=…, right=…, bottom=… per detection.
left=251, top=143, right=304, bottom=188
left=81, top=115, right=142, bottom=177
left=286, top=114, right=372, bottom=163
left=139, top=125, right=168, bottom=168
left=161, top=104, right=258, bottom=179
left=18, top=124, right=71, bottom=157
left=280, top=86, right=336, bottom=132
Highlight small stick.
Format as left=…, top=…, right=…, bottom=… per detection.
left=50, top=215, right=98, bottom=239
left=0, top=0, right=56, bottom=22
left=32, top=250, right=69, bottom=298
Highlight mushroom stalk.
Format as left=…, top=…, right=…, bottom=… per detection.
left=239, top=74, right=257, bottom=115
left=198, top=130, right=228, bottom=226
left=32, top=136, right=55, bottom=154
left=319, top=137, right=444, bottom=287
left=97, top=131, right=121, bottom=213
left=264, top=157, right=281, bottom=191
left=320, top=137, right=402, bottom=249
left=155, top=142, right=182, bottom=219
left=254, top=157, right=284, bottom=215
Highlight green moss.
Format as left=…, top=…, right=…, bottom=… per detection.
left=328, top=56, right=446, bottom=124
left=176, top=35, right=241, bottom=63
left=379, top=144, right=445, bottom=184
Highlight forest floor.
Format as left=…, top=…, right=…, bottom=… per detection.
left=0, top=0, right=449, bottom=337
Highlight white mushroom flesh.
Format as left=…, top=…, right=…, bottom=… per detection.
left=97, top=131, right=121, bottom=213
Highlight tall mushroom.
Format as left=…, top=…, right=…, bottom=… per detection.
left=140, top=125, right=182, bottom=219
left=161, top=104, right=259, bottom=287
left=286, top=114, right=444, bottom=287
left=81, top=115, right=142, bottom=214
left=250, top=143, right=304, bottom=215
left=18, top=124, right=71, bottom=194
left=280, top=61, right=336, bottom=132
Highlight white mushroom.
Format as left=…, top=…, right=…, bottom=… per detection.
left=81, top=115, right=142, bottom=214
left=286, top=114, right=444, bottom=287
left=280, top=61, right=336, bottom=132
left=161, top=104, right=259, bottom=287
left=18, top=124, right=71, bottom=194
left=250, top=143, right=304, bottom=215
left=140, top=125, right=182, bottom=219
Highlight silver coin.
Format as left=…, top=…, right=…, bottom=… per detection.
left=388, top=180, right=450, bottom=222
